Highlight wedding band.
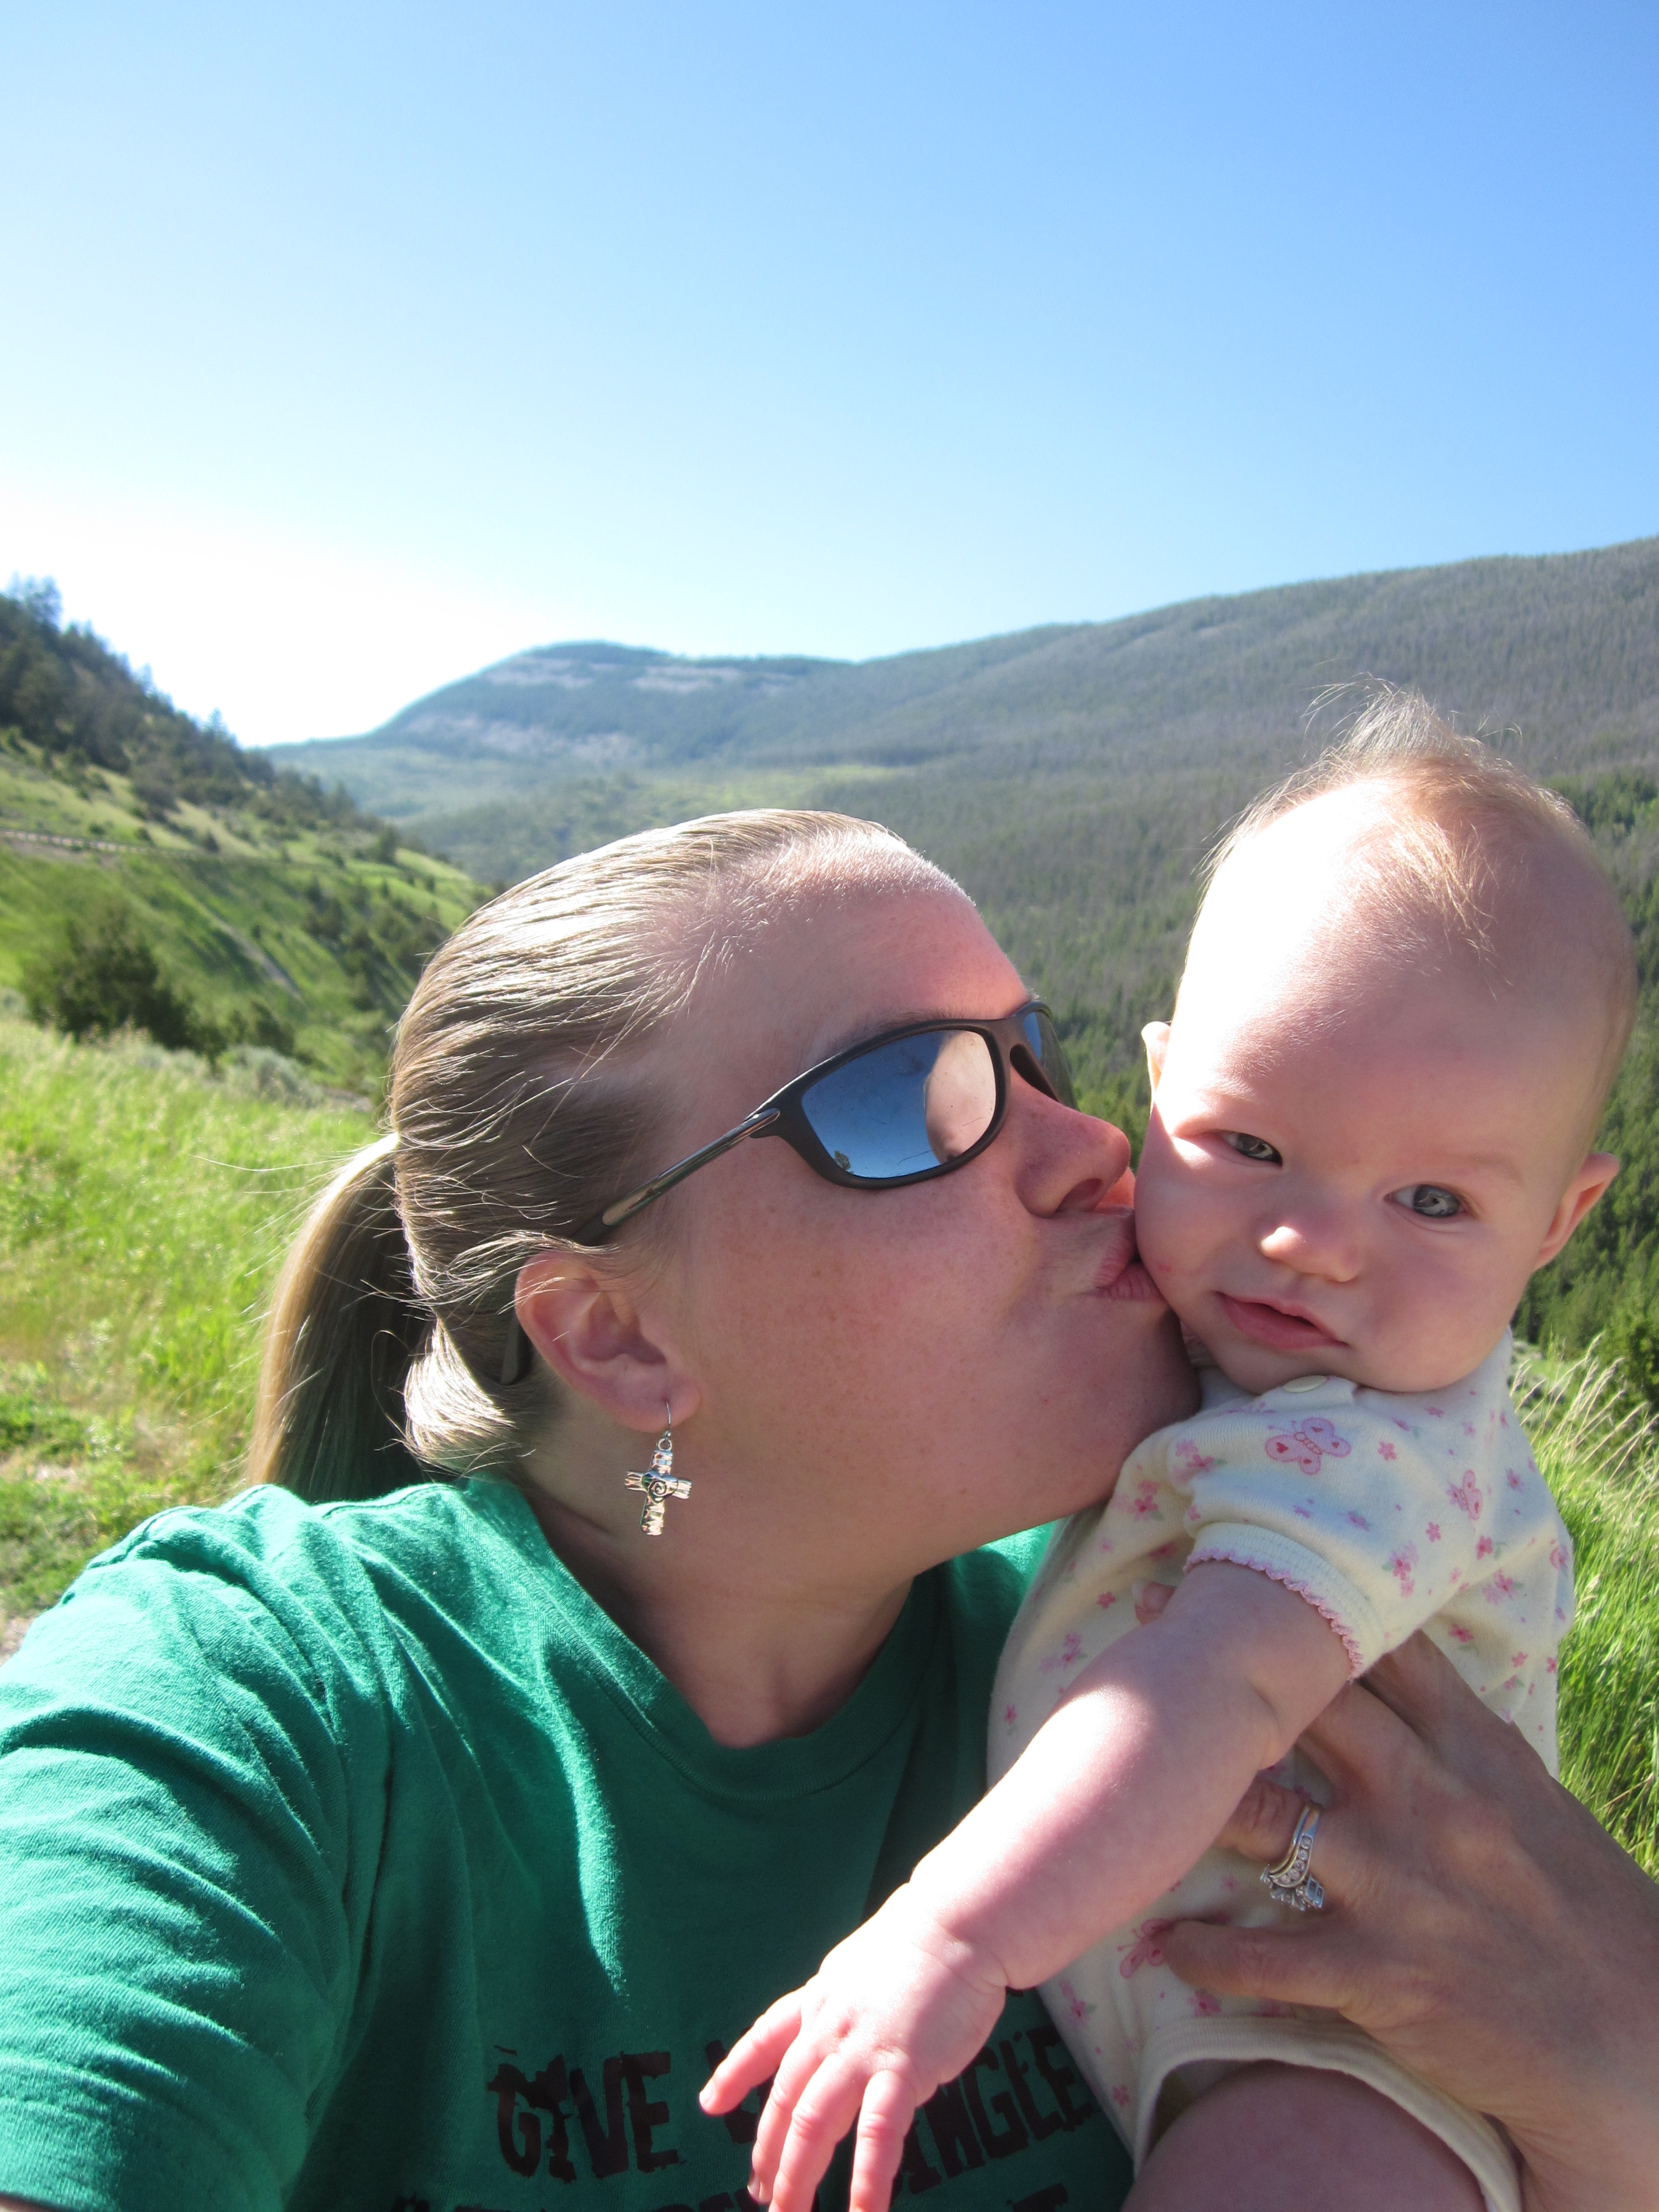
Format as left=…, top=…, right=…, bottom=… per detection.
left=1260, top=1804, right=1326, bottom=1912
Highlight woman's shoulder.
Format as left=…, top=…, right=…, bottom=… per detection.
left=4, top=1474, right=551, bottom=1712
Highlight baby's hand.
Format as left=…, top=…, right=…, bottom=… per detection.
left=700, top=1884, right=1007, bottom=2212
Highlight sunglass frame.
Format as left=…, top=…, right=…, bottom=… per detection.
left=576, top=1000, right=1073, bottom=1244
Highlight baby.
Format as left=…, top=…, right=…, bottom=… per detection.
left=702, top=694, right=1634, bottom=2212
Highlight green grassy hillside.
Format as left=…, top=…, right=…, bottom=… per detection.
left=1, top=586, right=484, bottom=1096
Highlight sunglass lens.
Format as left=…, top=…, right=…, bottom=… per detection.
left=801, top=1030, right=999, bottom=1181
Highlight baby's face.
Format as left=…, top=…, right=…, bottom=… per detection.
left=1133, top=906, right=1615, bottom=1397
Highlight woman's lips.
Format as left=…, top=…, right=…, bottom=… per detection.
left=1217, top=1292, right=1342, bottom=1352
left=1093, top=1217, right=1166, bottom=1304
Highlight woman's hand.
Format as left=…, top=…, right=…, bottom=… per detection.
left=700, top=1886, right=1006, bottom=2212
left=1159, top=1628, right=1659, bottom=2212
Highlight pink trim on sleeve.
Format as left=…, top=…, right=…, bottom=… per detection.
left=1186, top=1546, right=1368, bottom=1676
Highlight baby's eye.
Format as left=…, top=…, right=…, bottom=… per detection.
left=1222, top=1131, right=1282, bottom=1165
left=1391, top=1184, right=1464, bottom=1220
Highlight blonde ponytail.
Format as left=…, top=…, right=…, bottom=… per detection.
left=248, top=1136, right=429, bottom=1501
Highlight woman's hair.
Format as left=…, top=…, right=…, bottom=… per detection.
left=250, top=809, right=952, bottom=1503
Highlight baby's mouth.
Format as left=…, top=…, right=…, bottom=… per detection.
left=1217, top=1292, right=1343, bottom=1353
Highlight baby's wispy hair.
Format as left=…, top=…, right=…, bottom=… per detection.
left=1201, top=684, right=1637, bottom=1134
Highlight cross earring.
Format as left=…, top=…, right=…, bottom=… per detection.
left=624, top=1404, right=691, bottom=1536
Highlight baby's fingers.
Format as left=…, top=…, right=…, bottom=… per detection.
left=848, top=2071, right=918, bottom=2212
left=766, top=2054, right=876, bottom=2212
left=700, top=1994, right=805, bottom=2115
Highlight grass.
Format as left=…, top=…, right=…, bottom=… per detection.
left=1, top=1016, right=1656, bottom=1880
left=1514, top=1346, right=1659, bottom=1874
left=0, top=1010, right=371, bottom=1637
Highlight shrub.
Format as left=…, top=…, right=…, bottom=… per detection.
left=22, top=898, right=213, bottom=1057
left=1604, top=1305, right=1659, bottom=1412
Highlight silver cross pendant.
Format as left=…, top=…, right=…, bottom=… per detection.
left=624, top=1429, right=690, bottom=1536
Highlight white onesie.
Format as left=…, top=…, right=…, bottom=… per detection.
left=989, top=1333, right=1571, bottom=2212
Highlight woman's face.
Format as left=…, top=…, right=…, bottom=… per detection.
left=633, top=878, right=1195, bottom=1589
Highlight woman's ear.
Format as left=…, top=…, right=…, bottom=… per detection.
left=1142, top=1021, right=1172, bottom=1094
left=514, top=1252, right=701, bottom=1432
left=1535, top=1152, right=1620, bottom=1268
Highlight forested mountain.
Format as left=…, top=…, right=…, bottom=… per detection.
left=9, top=542, right=1659, bottom=1378
left=279, top=535, right=1659, bottom=1368
left=283, top=536, right=1659, bottom=817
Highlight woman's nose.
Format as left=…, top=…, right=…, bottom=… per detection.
left=1011, top=1085, right=1134, bottom=1215
left=1258, top=1211, right=1361, bottom=1281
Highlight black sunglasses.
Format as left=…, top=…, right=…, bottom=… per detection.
left=575, top=1000, right=1075, bottom=1246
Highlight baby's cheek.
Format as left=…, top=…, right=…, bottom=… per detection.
left=1132, top=1160, right=1217, bottom=1285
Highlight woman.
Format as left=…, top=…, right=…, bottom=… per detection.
left=0, top=810, right=1653, bottom=2212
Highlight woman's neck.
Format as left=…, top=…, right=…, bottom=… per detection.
left=521, top=1426, right=914, bottom=1747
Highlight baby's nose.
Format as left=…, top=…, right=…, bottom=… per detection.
left=1258, top=1214, right=1361, bottom=1281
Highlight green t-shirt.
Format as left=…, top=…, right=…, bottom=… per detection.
left=0, top=1478, right=1131, bottom=2212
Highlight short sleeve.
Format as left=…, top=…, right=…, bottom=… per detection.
left=1164, top=1351, right=1563, bottom=1677
left=0, top=1520, right=378, bottom=2212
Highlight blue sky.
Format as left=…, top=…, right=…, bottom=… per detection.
left=3, top=1, right=1655, bottom=748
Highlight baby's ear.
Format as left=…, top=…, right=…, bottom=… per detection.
left=1142, top=1021, right=1172, bottom=1093
left=1535, top=1152, right=1620, bottom=1267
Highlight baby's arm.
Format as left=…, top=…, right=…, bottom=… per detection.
left=701, top=1563, right=1352, bottom=2212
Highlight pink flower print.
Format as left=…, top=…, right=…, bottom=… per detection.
left=1040, top=1632, right=1086, bottom=1673
left=1477, top=1536, right=1494, bottom=1560
left=1447, top=1472, right=1483, bottom=1521
left=1057, top=1976, right=1095, bottom=2022
left=1185, top=1504, right=1203, bottom=1525
left=1546, top=1655, right=1558, bottom=1673
left=1346, top=1509, right=1371, bottom=1528
left=1507, top=1470, right=1524, bottom=1491
left=1447, top=1624, right=1475, bottom=1644
left=1097, top=1535, right=1116, bottom=1553
left=1150, top=1540, right=1180, bottom=1562
left=1391, top=1416, right=1412, bottom=1432
left=1511, top=1651, right=1528, bottom=1668
left=1119, top=1919, right=1173, bottom=1978
left=1389, top=1543, right=1419, bottom=1597
left=1131, top=1479, right=1162, bottom=1519
left=1265, top=1417, right=1351, bottom=1477
left=1500, top=1411, right=1510, bottom=1428
left=1484, top=1572, right=1517, bottom=1604
left=1462, top=1422, right=1477, bottom=1437
left=1426, top=1522, right=1442, bottom=1543
left=1174, top=1441, right=1217, bottom=1475
left=1110, top=2085, right=1131, bottom=2110
left=1549, top=1538, right=1569, bottom=1571
left=1188, top=1989, right=1222, bottom=2017
left=1378, top=1439, right=1397, bottom=1462
left=1427, top=1407, right=1444, bottom=1418
left=1096, top=1590, right=1117, bottom=1610
left=1293, top=1503, right=1314, bottom=1519
left=1003, top=1703, right=1018, bottom=1728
